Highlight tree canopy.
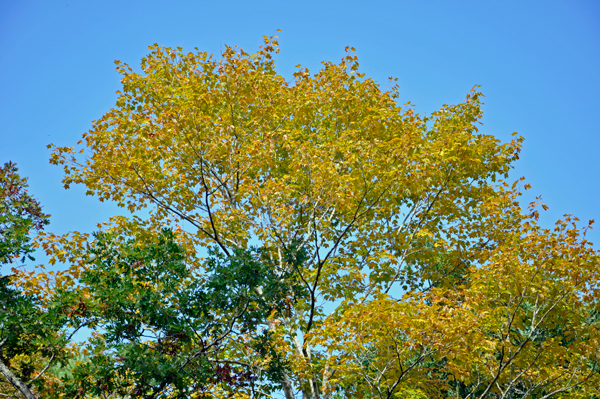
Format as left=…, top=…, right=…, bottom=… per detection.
left=0, top=162, right=80, bottom=399
left=5, top=35, right=599, bottom=398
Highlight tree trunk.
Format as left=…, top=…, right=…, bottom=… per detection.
left=281, top=371, right=296, bottom=399
left=0, top=358, right=37, bottom=399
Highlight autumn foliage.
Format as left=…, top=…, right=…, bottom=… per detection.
left=3, top=34, right=599, bottom=398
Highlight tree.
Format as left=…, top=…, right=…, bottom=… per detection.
left=0, top=162, right=49, bottom=266
left=314, top=213, right=600, bottom=398
left=0, top=162, right=81, bottom=399
left=44, top=34, right=600, bottom=398
left=55, top=228, right=306, bottom=398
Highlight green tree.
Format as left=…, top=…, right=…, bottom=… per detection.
left=0, top=161, right=51, bottom=398
left=0, top=162, right=84, bottom=399
left=54, top=228, right=307, bottom=398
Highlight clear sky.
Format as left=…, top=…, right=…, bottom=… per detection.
left=2, top=0, right=599, bottom=249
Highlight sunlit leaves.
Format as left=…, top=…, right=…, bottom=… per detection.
left=40, top=35, right=600, bottom=398
left=0, top=162, right=50, bottom=264
left=0, top=163, right=78, bottom=399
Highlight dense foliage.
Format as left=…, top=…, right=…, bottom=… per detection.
left=0, top=162, right=72, bottom=399
left=58, top=229, right=307, bottom=398
left=4, top=35, right=599, bottom=398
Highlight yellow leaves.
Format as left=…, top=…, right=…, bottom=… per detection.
left=312, top=216, right=600, bottom=394
left=443, top=221, right=600, bottom=392
left=309, top=293, right=474, bottom=396
left=415, top=229, right=433, bottom=238
left=12, top=267, right=59, bottom=298
left=37, top=35, right=600, bottom=398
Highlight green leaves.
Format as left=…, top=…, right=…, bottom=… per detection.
left=0, top=162, right=76, bottom=398
left=61, top=228, right=308, bottom=398
left=0, top=161, right=49, bottom=264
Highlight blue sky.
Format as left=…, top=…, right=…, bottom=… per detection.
left=2, top=0, right=599, bottom=248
